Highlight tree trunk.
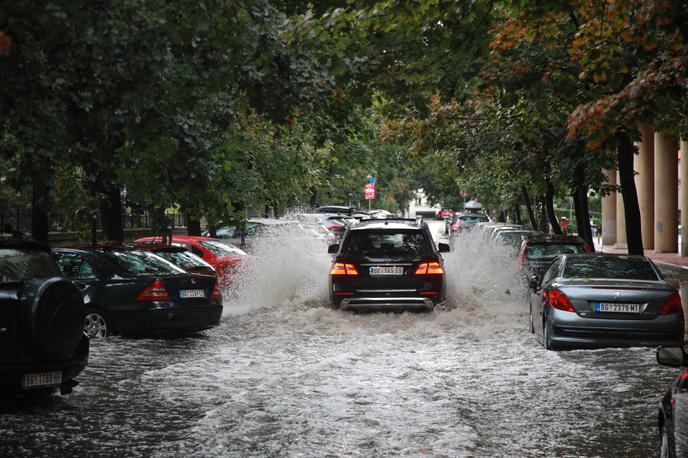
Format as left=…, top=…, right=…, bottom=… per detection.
left=497, top=210, right=506, bottom=222
left=309, top=187, right=318, bottom=208
left=521, top=185, right=537, bottom=230
left=187, top=217, right=202, bottom=236
left=150, top=206, right=169, bottom=241
left=514, top=205, right=523, bottom=225
left=616, top=132, right=644, bottom=255
left=537, top=197, right=548, bottom=233
left=31, top=179, right=50, bottom=243
left=99, top=185, right=124, bottom=242
left=572, top=163, right=595, bottom=252
left=545, top=180, right=562, bottom=235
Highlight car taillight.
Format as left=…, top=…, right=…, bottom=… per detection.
left=211, top=280, right=222, bottom=302
left=137, top=279, right=170, bottom=301
left=330, top=262, right=359, bottom=276
left=414, top=261, right=444, bottom=275
left=327, top=225, right=343, bottom=231
left=660, top=292, right=683, bottom=315
left=548, top=289, right=574, bottom=312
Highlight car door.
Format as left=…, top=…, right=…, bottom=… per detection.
left=54, top=251, right=102, bottom=307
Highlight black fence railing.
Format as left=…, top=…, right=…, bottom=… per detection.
left=0, top=209, right=187, bottom=235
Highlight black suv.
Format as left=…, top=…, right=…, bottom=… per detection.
left=328, top=219, right=450, bottom=311
left=0, top=240, right=88, bottom=398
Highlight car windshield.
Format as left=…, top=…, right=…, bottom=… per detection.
left=564, top=256, right=659, bottom=281
left=344, top=230, right=431, bottom=256
left=107, top=250, right=185, bottom=275
left=526, top=243, right=584, bottom=259
left=155, top=251, right=212, bottom=271
left=0, top=248, right=59, bottom=282
left=498, top=232, right=533, bottom=246
left=199, top=239, right=246, bottom=257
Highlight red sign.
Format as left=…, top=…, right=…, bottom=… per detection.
left=364, top=183, right=376, bottom=200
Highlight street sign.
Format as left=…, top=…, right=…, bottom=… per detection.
left=364, top=183, right=375, bottom=200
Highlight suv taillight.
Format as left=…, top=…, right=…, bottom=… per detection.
left=660, top=292, right=683, bottom=315
left=211, top=280, right=222, bottom=302
left=548, top=289, right=574, bottom=312
left=414, top=261, right=444, bottom=275
left=137, top=279, right=170, bottom=301
left=330, top=262, right=359, bottom=276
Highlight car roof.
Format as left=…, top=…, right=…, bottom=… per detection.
left=562, top=252, right=650, bottom=261
left=316, top=205, right=353, bottom=214
left=350, top=218, right=424, bottom=231
left=523, top=235, right=585, bottom=244
left=139, top=235, right=218, bottom=243
left=248, top=218, right=295, bottom=225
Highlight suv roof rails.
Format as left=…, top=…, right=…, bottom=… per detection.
left=356, top=217, right=423, bottom=227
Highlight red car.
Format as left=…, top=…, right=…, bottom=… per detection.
left=135, top=236, right=247, bottom=287
left=436, top=208, right=455, bottom=220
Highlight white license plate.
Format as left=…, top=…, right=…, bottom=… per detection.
left=596, top=303, right=641, bottom=313
left=369, top=266, right=404, bottom=276
left=179, top=289, right=206, bottom=299
left=21, top=371, right=62, bottom=388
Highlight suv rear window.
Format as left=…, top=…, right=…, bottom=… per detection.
left=0, top=248, right=60, bottom=282
left=526, top=243, right=584, bottom=259
left=344, top=230, right=431, bottom=256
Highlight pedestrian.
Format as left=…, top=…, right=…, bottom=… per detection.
left=590, top=217, right=597, bottom=241
left=560, top=216, right=567, bottom=234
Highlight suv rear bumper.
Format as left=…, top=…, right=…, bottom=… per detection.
left=339, top=296, right=435, bottom=311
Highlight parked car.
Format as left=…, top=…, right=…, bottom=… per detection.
left=494, top=229, right=542, bottom=251
left=656, top=344, right=688, bottom=457
left=316, top=205, right=353, bottom=215
left=518, top=235, right=590, bottom=280
left=436, top=208, right=455, bottom=220
left=528, top=253, right=684, bottom=350
left=205, top=218, right=296, bottom=251
left=328, top=218, right=450, bottom=311
left=448, top=212, right=489, bottom=237
left=135, top=235, right=246, bottom=286
left=53, top=246, right=223, bottom=338
left=296, top=213, right=355, bottom=241
left=0, top=240, right=88, bottom=397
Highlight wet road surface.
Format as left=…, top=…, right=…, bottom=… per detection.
left=0, top=223, right=679, bottom=457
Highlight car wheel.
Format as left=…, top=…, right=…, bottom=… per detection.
left=84, top=308, right=111, bottom=338
left=529, top=304, right=535, bottom=334
left=543, top=318, right=553, bottom=350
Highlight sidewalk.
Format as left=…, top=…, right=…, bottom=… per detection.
left=597, top=241, right=688, bottom=269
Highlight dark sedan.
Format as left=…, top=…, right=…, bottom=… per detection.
left=519, top=235, right=590, bottom=280
left=528, top=253, right=684, bottom=350
left=656, top=345, right=688, bottom=458
left=53, top=246, right=223, bottom=338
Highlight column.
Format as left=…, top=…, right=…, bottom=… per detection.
left=636, top=123, right=655, bottom=249
left=616, top=171, right=627, bottom=248
left=602, top=169, right=617, bottom=246
left=654, top=132, right=679, bottom=253
left=680, top=140, right=688, bottom=256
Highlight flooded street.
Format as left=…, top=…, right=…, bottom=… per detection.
left=0, top=222, right=678, bottom=457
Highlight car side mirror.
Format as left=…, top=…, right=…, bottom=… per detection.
left=657, top=346, right=686, bottom=367
left=327, top=244, right=340, bottom=254
left=437, top=243, right=450, bottom=253
left=528, top=275, right=541, bottom=290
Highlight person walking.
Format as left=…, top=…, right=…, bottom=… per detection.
left=560, top=216, right=567, bottom=234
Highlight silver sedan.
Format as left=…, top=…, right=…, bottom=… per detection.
left=528, top=253, right=684, bottom=350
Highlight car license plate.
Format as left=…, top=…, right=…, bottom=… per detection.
left=179, top=289, right=206, bottom=299
left=596, top=303, right=641, bottom=313
left=21, top=371, right=62, bottom=388
left=369, top=266, right=404, bottom=276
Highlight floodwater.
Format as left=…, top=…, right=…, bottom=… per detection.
left=0, top=221, right=678, bottom=457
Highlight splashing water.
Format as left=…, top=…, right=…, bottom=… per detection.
left=227, top=221, right=332, bottom=315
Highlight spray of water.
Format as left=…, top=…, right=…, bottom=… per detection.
left=226, top=220, right=332, bottom=315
